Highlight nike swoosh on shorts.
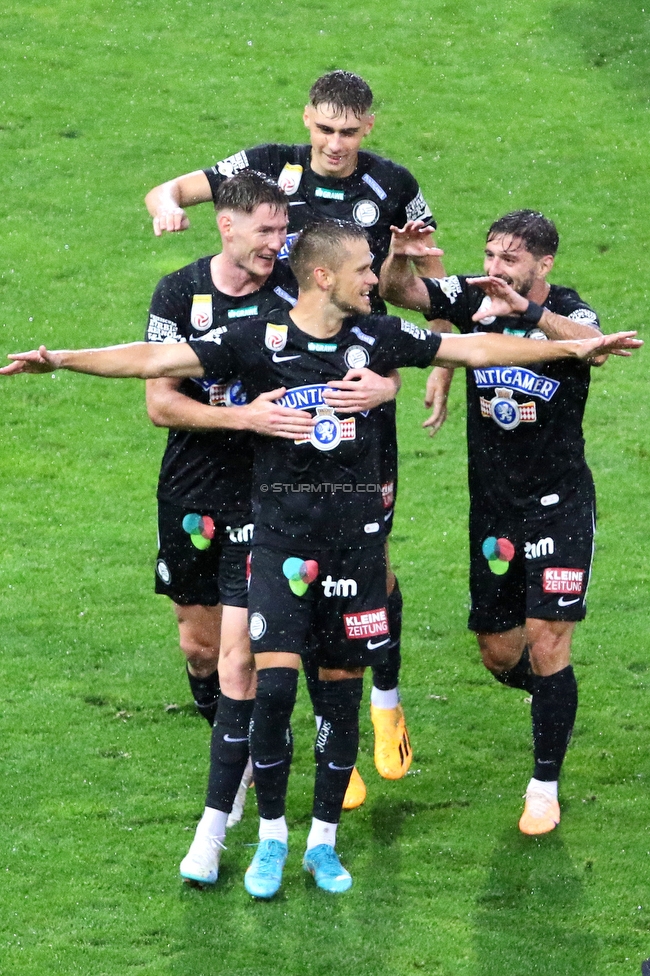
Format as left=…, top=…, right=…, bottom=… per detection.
left=557, top=596, right=581, bottom=607
left=367, top=637, right=390, bottom=650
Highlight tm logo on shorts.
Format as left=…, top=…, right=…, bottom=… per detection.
left=343, top=607, right=389, bottom=640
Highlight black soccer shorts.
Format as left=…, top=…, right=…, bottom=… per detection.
left=247, top=544, right=389, bottom=669
left=467, top=487, right=596, bottom=633
left=154, top=499, right=251, bottom=607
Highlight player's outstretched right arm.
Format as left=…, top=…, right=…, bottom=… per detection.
left=1, top=342, right=204, bottom=378
left=144, top=171, right=214, bottom=237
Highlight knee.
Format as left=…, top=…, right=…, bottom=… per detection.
left=476, top=633, right=524, bottom=673
left=218, top=647, right=256, bottom=699
left=179, top=636, right=220, bottom=673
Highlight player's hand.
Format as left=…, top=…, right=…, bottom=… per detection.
left=240, top=388, right=315, bottom=438
left=422, top=366, right=453, bottom=437
left=152, top=208, right=191, bottom=237
left=323, top=368, right=400, bottom=413
left=467, top=276, right=529, bottom=319
left=573, top=331, right=642, bottom=361
left=1, top=346, right=62, bottom=374
left=389, top=220, right=445, bottom=260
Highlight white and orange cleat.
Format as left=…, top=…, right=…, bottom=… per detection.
left=519, top=786, right=560, bottom=835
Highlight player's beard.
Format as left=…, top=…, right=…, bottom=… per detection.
left=331, top=284, right=370, bottom=316
left=496, top=271, right=536, bottom=297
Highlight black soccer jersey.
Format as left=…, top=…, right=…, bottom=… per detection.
left=145, top=257, right=298, bottom=514
left=189, top=313, right=441, bottom=550
left=422, top=276, right=600, bottom=512
left=203, top=144, right=435, bottom=313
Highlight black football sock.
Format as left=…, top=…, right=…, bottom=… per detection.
left=205, top=695, right=254, bottom=812
left=372, top=579, right=402, bottom=691
left=492, top=645, right=535, bottom=694
left=302, top=648, right=324, bottom=718
left=531, top=665, right=578, bottom=782
left=249, top=668, right=298, bottom=821
left=313, top=678, right=363, bottom=823
left=187, top=664, right=220, bottom=726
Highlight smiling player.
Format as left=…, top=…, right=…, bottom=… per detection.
left=144, top=70, right=448, bottom=798
left=380, top=210, right=637, bottom=835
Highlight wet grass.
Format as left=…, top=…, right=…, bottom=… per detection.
left=1, top=0, right=649, bottom=973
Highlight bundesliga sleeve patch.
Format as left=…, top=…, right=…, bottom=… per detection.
left=542, top=567, right=585, bottom=594
left=343, top=607, right=389, bottom=639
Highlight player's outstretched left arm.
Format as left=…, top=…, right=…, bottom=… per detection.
left=322, top=368, right=401, bottom=413
left=433, top=331, right=642, bottom=369
left=1, top=342, right=205, bottom=378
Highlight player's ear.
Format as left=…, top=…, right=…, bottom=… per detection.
left=539, top=254, right=554, bottom=277
left=363, top=114, right=375, bottom=136
left=303, top=106, right=312, bottom=128
left=217, top=211, right=232, bottom=237
left=313, top=266, right=333, bottom=291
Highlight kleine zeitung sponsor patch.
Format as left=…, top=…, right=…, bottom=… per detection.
left=542, top=567, right=585, bottom=594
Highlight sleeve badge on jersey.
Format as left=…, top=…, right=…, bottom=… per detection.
left=190, top=294, right=213, bottom=331
left=438, top=275, right=462, bottom=304
left=568, top=307, right=599, bottom=326
left=405, top=189, right=432, bottom=222
left=278, top=163, right=303, bottom=195
left=353, top=200, right=380, bottom=227
left=293, top=405, right=356, bottom=451
left=216, top=151, right=249, bottom=178
left=265, top=323, right=288, bottom=351
left=480, top=388, right=537, bottom=430
left=146, top=314, right=184, bottom=343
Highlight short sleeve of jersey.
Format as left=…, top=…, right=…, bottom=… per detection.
left=145, top=273, right=191, bottom=343
left=422, top=275, right=478, bottom=333
left=189, top=331, right=240, bottom=383
left=204, top=144, right=294, bottom=197
left=394, top=167, right=435, bottom=229
left=553, top=288, right=600, bottom=330
left=372, top=315, right=442, bottom=369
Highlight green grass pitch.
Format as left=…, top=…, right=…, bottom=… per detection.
left=1, top=1, right=649, bottom=973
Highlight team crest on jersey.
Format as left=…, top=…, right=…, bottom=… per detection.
left=293, top=405, right=356, bottom=451
left=265, top=323, right=288, bottom=351
left=353, top=200, right=380, bottom=227
left=480, top=388, right=537, bottom=430
left=209, top=378, right=248, bottom=407
left=191, top=295, right=213, bottom=331
left=278, top=163, right=303, bottom=196
left=344, top=344, right=370, bottom=369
